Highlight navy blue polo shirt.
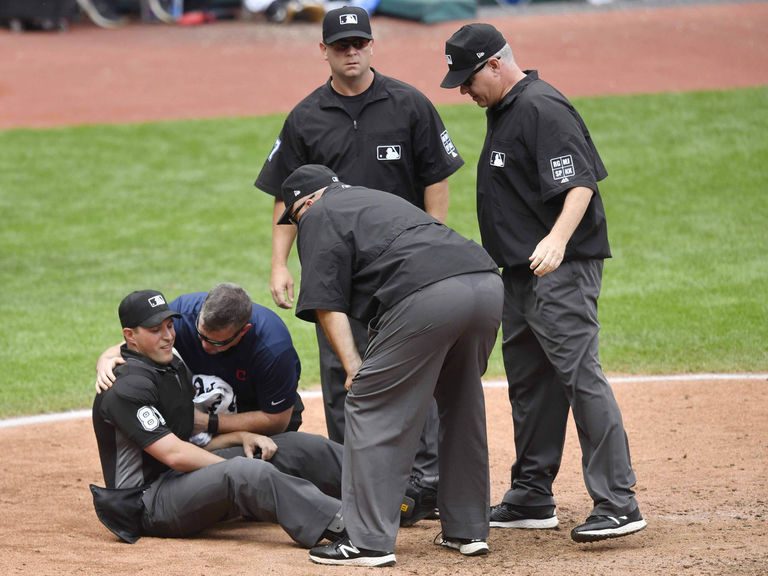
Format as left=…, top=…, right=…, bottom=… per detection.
left=170, top=293, right=300, bottom=415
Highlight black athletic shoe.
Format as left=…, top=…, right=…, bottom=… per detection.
left=489, top=502, right=559, bottom=529
left=316, top=510, right=346, bottom=545
left=436, top=535, right=489, bottom=556
left=400, top=477, right=438, bottom=527
left=309, top=536, right=396, bottom=567
left=571, top=507, right=647, bottom=543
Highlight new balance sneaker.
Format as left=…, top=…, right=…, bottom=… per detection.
left=489, top=502, right=559, bottom=529
left=570, top=507, right=647, bottom=543
left=400, top=477, right=438, bottom=527
left=309, top=536, right=396, bottom=567
left=437, top=535, right=489, bottom=557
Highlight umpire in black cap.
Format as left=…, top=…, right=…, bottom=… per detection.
left=279, top=164, right=503, bottom=567
left=440, top=23, right=646, bottom=544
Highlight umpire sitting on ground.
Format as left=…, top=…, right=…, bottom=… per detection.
left=90, top=289, right=345, bottom=546
left=279, top=165, right=504, bottom=567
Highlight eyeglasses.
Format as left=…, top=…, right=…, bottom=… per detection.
left=195, top=314, right=246, bottom=347
left=287, top=194, right=315, bottom=225
left=328, top=38, right=370, bottom=52
left=462, top=60, right=488, bottom=88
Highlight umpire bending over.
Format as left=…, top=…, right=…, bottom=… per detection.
left=441, top=24, right=646, bottom=543
left=280, top=165, right=503, bottom=566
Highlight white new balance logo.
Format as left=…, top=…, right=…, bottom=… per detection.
left=338, top=542, right=360, bottom=558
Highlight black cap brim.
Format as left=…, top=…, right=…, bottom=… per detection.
left=324, top=30, right=373, bottom=44
left=276, top=204, right=295, bottom=226
left=138, top=310, right=181, bottom=328
left=440, top=67, right=476, bottom=89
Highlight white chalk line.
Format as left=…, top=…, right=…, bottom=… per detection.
left=1, top=373, right=765, bottom=430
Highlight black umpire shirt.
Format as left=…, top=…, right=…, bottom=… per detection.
left=294, top=183, right=499, bottom=326
left=478, top=70, right=611, bottom=268
left=255, top=70, right=464, bottom=210
left=92, top=346, right=195, bottom=489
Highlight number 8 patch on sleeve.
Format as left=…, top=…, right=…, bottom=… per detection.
left=136, top=406, right=166, bottom=431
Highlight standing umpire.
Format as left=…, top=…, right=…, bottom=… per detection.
left=255, top=5, right=463, bottom=525
left=279, top=165, right=502, bottom=566
left=441, top=24, right=646, bottom=543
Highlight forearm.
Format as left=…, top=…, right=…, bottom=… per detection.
left=424, top=179, right=450, bottom=223
left=272, top=198, right=297, bottom=267
left=217, top=408, right=292, bottom=436
left=550, top=186, right=594, bottom=243
left=99, top=343, right=123, bottom=364
left=316, top=310, right=361, bottom=377
left=204, top=430, right=247, bottom=452
left=145, top=434, right=225, bottom=472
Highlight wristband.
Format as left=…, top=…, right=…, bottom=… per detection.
left=207, top=413, right=219, bottom=435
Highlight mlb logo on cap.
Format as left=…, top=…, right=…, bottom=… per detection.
left=322, top=5, right=372, bottom=44
left=148, top=295, right=166, bottom=307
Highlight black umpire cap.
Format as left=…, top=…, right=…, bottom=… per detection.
left=322, top=5, right=372, bottom=44
left=440, top=23, right=506, bottom=89
left=119, top=290, right=181, bottom=329
left=277, top=164, right=340, bottom=225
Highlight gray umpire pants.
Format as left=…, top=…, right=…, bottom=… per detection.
left=500, top=259, right=638, bottom=516
left=140, top=431, right=342, bottom=547
left=342, top=272, right=503, bottom=552
left=317, top=319, right=440, bottom=489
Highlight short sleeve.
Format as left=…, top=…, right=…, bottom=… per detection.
left=255, top=111, right=307, bottom=197
left=99, top=376, right=173, bottom=449
left=530, top=95, right=604, bottom=203
left=295, top=205, right=353, bottom=322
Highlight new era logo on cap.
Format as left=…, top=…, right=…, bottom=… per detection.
left=340, top=13, right=358, bottom=24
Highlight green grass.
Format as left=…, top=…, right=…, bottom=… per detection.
left=1, top=87, right=766, bottom=418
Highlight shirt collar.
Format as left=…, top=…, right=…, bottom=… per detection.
left=490, top=69, right=539, bottom=115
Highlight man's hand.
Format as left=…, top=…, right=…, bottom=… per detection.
left=243, top=433, right=277, bottom=460
left=94, top=345, right=125, bottom=393
left=270, top=265, right=295, bottom=309
left=529, top=186, right=594, bottom=277
left=528, top=234, right=567, bottom=277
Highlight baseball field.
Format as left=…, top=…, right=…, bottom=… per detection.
left=1, top=1, right=767, bottom=574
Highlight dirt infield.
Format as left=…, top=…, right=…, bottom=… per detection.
left=1, top=2, right=767, bottom=574
left=1, top=379, right=767, bottom=575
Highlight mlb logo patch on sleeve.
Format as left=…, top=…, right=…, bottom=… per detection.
left=550, top=155, right=575, bottom=183
left=490, top=151, right=505, bottom=167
